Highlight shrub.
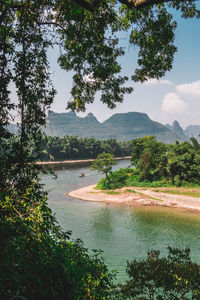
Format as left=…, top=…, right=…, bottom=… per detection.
left=121, top=247, right=200, bottom=299
left=174, top=175, right=182, bottom=187
left=96, top=168, right=130, bottom=189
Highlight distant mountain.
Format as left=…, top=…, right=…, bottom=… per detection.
left=165, top=122, right=200, bottom=142
left=184, top=125, right=200, bottom=140
left=171, top=120, right=188, bottom=140
left=165, top=123, right=172, bottom=130
left=45, top=111, right=104, bottom=139
left=45, top=111, right=187, bottom=143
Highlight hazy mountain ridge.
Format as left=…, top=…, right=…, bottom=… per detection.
left=7, top=111, right=200, bottom=143
left=184, top=125, right=200, bottom=140
left=166, top=121, right=200, bottom=141
left=45, top=111, right=188, bottom=143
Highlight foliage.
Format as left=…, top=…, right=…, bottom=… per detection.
left=121, top=247, right=200, bottom=299
left=38, top=134, right=133, bottom=161
left=96, top=167, right=173, bottom=189
left=131, top=136, right=200, bottom=186
left=167, top=140, right=200, bottom=185
left=97, top=168, right=130, bottom=189
left=0, top=171, right=115, bottom=300
left=126, top=173, right=173, bottom=188
left=131, top=136, right=168, bottom=181
left=91, top=152, right=116, bottom=182
left=96, top=137, right=200, bottom=189
left=1, top=0, right=200, bottom=121
left=1, top=1, right=200, bottom=299
left=0, top=220, right=115, bottom=300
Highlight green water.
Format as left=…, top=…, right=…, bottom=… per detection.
left=41, top=160, right=200, bottom=281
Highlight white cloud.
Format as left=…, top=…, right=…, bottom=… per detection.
left=162, top=93, right=188, bottom=113
left=176, top=80, right=200, bottom=96
left=144, top=79, right=173, bottom=85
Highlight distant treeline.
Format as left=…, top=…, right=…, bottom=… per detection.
left=38, top=135, right=134, bottom=161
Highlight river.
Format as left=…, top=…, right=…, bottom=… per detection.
left=41, top=160, right=200, bottom=281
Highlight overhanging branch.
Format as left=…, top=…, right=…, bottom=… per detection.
left=118, top=0, right=177, bottom=9
left=72, top=0, right=95, bottom=12
left=72, top=0, right=186, bottom=11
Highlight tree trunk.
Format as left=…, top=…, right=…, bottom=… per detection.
left=106, top=173, right=111, bottom=183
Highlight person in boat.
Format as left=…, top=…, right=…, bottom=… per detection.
left=79, top=173, right=85, bottom=178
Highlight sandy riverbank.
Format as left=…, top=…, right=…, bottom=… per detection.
left=35, top=156, right=131, bottom=165
left=68, top=185, right=200, bottom=212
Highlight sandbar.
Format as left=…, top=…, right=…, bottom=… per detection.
left=68, top=185, right=200, bottom=212
left=36, top=156, right=131, bottom=165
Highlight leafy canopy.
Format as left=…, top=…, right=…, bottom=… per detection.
left=1, top=1, right=200, bottom=299
left=96, top=137, right=200, bottom=188
left=91, top=152, right=116, bottom=181
left=121, top=247, right=200, bottom=299
left=131, top=136, right=200, bottom=185
left=1, top=0, right=200, bottom=129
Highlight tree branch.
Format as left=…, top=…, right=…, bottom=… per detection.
left=117, top=0, right=176, bottom=9
left=72, top=0, right=95, bottom=12
left=35, top=20, right=68, bottom=34
left=71, top=0, right=185, bottom=11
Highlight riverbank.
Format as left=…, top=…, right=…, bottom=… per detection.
left=68, top=185, right=200, bottom=212
left=36, top=156, right=131, bottom=167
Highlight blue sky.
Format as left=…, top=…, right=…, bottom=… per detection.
left=48, top=9, right=200, bottom=129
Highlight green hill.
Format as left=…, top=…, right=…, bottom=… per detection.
left=45, top=111, right=186, bottom=143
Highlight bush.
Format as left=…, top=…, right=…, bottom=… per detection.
left=0, top=220, right=115, bottom=300
left=126, top=175, right=171, bottom=187
left=121, top=247, right=200, bottom=299
left=96, top=168, right=130, bottom=189
left=174, top=175, right=182, bottom=187
left=0, top=181, right=115, bottom=300
left=97, top=168, right=174, bottom=190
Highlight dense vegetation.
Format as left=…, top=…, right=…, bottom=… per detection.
left=97, top=136, right=200, bottom=189
left=121, top=247, right=200, bottom=299
left=39, top=135, right=133, bottom=161
left=0, top=134, right=116, bottom=299
left=1, top=0, right=200, bottom=299
left=1, top=134, right=133, bottom=161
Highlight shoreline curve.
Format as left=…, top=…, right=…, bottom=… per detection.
left=68, top=185, right=200, bottom=212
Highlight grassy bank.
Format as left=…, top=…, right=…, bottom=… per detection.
left=96, top=168, right=200, bottom=191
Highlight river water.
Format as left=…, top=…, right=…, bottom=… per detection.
left=41, top=160, right=200, bottom=281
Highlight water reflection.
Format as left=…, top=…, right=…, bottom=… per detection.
left=128, top=207, right=200, bottom=258
left=91, top=207, right=114, bottom=240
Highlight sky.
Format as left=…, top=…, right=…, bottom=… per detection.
left=48, top=8, right=200, bottom=129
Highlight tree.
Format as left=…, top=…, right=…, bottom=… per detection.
left=167, top=139, right=200, bottom=185
left=1, top=0, right=200, bottom=134
left=1, top=1, right=200, bottom=298
left=121, top=247, right=200, bottom=299
left=131, top=136, right=168, bottom=181
left=91, top=152, right=116, bottom=182
left=130, top=136, right=200, bottom=185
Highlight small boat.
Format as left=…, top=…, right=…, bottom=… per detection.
left=79, top=173, right=85, bottom=178
left=52, top=174, right=57, bottom=179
